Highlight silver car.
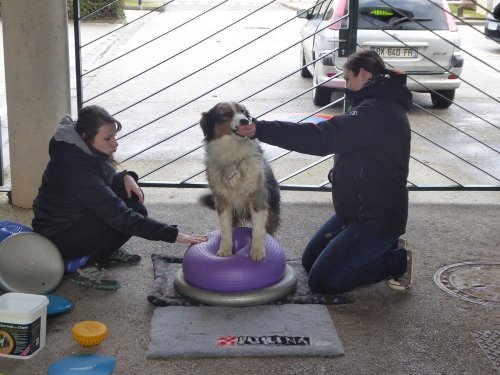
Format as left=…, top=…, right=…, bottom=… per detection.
left=299, top=0, right=464, bottom=108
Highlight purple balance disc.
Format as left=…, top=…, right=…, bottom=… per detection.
left=182, top=227, right=286, bottom=292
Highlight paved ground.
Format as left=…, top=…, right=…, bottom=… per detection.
left=0, top=189, right=499, bottom=374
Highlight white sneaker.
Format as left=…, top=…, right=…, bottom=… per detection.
left=387, top=249, right=414, bottom=291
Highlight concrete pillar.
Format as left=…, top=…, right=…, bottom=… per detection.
left=2, top=0, right=71, bottom=208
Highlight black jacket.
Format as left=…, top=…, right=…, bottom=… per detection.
left=32, top=115, right=179, bottom=242
left=254, top=74, right=412, bottom=236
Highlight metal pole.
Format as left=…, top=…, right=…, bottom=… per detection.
left=342, top=0, right=359, bottom=113
left=346, top=0, right=358, bottom=56
left=73, top=0, right=83, bottom=111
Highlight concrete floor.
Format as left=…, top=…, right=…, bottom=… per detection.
left=0, top=189, right=498, bottom=374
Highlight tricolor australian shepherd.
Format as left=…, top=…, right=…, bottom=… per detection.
left=199, top=101, right=280, bottom=261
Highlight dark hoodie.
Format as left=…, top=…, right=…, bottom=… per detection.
left=32, top=115, right=179, bottom=242
left=253, top=74, right=412, bottom=236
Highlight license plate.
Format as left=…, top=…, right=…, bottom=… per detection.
left=370, top=47, right=418, bottom=58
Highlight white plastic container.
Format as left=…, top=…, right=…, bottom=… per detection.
left=0, top=293, right=49, bottom=359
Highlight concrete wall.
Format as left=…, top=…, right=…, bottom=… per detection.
left=2, top=0, right=71, bottom=208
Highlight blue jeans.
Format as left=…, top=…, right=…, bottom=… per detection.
left=301, top=214, right=407, bottom=295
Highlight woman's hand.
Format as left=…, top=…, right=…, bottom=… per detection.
left=176, top=233, right=209, bottom=244
left=237, top=122, right=256, bottom=138
left=124, top=174, right=144, bottom=204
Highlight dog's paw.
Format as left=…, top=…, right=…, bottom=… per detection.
left=250, top=247, right=265, bottom=262
left=216, top=247, right=233, bottom=257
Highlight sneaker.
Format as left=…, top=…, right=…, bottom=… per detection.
left=108, top=249, right=141, bottom=265
left=70, top=265, right=121, bottom=290
left=387, top=249, right=414, bottom=291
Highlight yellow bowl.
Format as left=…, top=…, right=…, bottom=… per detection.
left=71, top=321, right=108, bottom=347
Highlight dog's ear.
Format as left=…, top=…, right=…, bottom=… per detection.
left=240, top=104, right=251, bottom=119
left=200, top=111, right=209, bottom=137
left=200, top=109, right=215, bottom=141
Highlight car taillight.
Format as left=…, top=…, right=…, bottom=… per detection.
left=442, top=0, right=458, bottom=32
left=328, top=0, right=348, bottom=30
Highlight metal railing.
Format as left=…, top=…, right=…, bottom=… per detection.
left=69, top=0, right=499, bottom=192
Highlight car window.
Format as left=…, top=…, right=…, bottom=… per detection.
left=324, top=4, right=334, bottom=20
left=311, top=0, right=334, bottom=20
left=340, top=0, right=449, bottom=30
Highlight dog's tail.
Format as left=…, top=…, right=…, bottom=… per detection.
left=199, top=193, right=216, bottom=210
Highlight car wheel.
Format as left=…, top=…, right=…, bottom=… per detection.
left=312, top=66, right=331, bottom=106
left=431, top=90, right=455, bottom=109
left=300, top=50, right=312, bottom=78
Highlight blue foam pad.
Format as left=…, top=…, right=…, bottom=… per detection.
left=0, top=227, right=11, bottom=242
left=48, top=354, right=116, bottom=375
left=0, top=221, right=33, bottom=243
left=0, top=220, right=33, bottom=234
left=45, top=294, right=74, bottom=316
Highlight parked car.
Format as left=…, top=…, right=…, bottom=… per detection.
left=485, top=1, right=500, bottom=41
left=298, top=0, right=464, bottom=108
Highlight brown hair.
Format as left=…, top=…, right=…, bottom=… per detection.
left=75, top=105, right=122, bottom=160
left=343, top=50, right=400, bottom=77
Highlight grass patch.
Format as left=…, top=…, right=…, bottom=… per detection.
left=449, top=4, right=484, bottom=19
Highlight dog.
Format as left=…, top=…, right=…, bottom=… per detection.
left=199, top=101, right=280, bottom=261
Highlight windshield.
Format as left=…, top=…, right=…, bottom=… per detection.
left=353, top=0, right=449, bottom=30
